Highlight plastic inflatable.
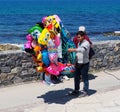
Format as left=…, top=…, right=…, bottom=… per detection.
left=24, top=14, right=75, bottom=77
left=28, top=24, right=43, bottom=40
left=46, top=62, right=65, bottom=75
left=53, top=35, right=60, bottom=47
left=41, top=49, right=50, bottom=67
left=61, top=28, right=76, bottom=64
left=24, top=34, right=33, bottom=53
left=61, top=64, right=75, bottom=75
left=38, top=28, right=51, bottom=45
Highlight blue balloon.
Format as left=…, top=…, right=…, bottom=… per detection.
left=41, top=49, right=50, bottom=67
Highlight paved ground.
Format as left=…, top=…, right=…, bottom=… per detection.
left=0, top=68, right=120, bottom=112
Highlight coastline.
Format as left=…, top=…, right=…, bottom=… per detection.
left=0, top=40, right=120, bottom=51
left=0, top=43, right=22, bottom=51
left=93, top=40, right=120, bottom=44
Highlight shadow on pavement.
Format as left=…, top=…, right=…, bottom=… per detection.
left=80, top=73, right=97, bottom=82
left=89, top=73, right=98, bottom=80
left=37, top=88, right=97, bottom=104
left=87, top=89, right=97, bottom=96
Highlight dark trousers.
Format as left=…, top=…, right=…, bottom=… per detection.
left=74, top=62, right=89, bottom=92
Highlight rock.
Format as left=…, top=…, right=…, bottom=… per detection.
left=0, top=44, right=20, bottom=51
left=114, top=31, right=120, bottom=36
left=103, top=31, right=120, bottom=36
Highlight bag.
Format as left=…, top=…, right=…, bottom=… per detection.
left=89, top=47, right=95, bottom=59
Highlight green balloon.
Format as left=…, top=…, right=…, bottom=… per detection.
left=28, top=24, right=43, bottom=40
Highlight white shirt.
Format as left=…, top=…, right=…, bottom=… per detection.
left=76, top=40, right=90, bottom=64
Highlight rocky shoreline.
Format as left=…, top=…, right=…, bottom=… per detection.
left=0, top=44, right=21, bottom=51
left=103, top=31, right=120, bottom=36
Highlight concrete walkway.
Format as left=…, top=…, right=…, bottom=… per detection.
left=0, top=68, right=120, bottom=112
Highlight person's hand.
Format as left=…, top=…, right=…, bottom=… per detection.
left=68, top=48, right=76, bottom=52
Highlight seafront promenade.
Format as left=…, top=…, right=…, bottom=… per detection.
left=0, top=68, right=120, bottom=112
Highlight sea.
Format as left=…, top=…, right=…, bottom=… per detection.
left=0, top=0, right=120, bottom=44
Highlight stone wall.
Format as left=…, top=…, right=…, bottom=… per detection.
left=0, top=50, right=37, bottom=87
left=0, top=41, right=120, bottom=87
left=90, top=40, right=120, bottom=71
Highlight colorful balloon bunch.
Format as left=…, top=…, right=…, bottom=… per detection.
left=24, top=15, right=75, bottom=76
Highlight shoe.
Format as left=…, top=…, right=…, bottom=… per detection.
left=78, top=91, right=88, bottom=97
left=52, top=76, right=63, bottom=84
left=63, top=75, right=70, bottom=80
left=45, top=81, right=55, bottom=86
left=67, top=90, right=79, bottom=96
left=49, top=83, right=55, bottom=86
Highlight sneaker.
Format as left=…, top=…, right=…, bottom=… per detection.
left=63, top=75, right=70, bottom=80
left=45, top=81, right=55, bottom=86
left=78, top=91, right=88, bottom=97
left=67, top=90, right=79, bottom=96
left=52, top=76, right=63, bottom=84
left=49, top=83, right=55, bottom=86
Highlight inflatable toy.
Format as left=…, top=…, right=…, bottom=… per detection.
left=34, top=45, right=41, bottom=52
left=24, top=34, right=34, bottom=53
left=38, top=28, right=51, bottom=45
left=41, top=49, right=50, bottom=67
left=26, top=34, right=33, bottom=41
left=61, top=64, right=75, bottom=75
left=28, top=24, right=43, bottom=40
left=47, top=39, right=58, bottom=64
left=24, top=14, right=76, bottom=78
left=61, top=28, right=76, bottom=64
left=46, top=62, right=65, bottom=75
left=53, top=35, right=60, bottom=47
left=42, top=15, right=61, bottom=36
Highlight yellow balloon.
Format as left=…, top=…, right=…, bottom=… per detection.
left=37, top=53, right=42, bottom=61
left=37, top=66, right=43, bottom=72
left=38, top=28, right=51, bottom=45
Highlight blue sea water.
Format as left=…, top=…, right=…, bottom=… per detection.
left=0, top=0, right=120, bottom=44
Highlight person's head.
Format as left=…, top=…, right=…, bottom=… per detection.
left=76, top=31, right=85, bottom=42
left=78, top=26, right=86, bottom=34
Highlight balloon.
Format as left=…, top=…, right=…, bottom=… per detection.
left=61, top=64, right=75, bottom=75
left=34, top=45, right=41, bottom=52
left=41, top=49, right=50, bottom=67
left=54, top=35, right=60, bottom=47
left=54, top=14, right=61, bottom=23
left=38, top=28, right=51, bottom=45
left=49, top=53, right=58, bottom=64
left=37, top=53, right=42, bottom=61
left=46, top=62, right=65, bottom=75
left=31, top=40, right=37, bottom=48
left=42, top=16, right=47, bottom=24
left=47, top=39, right=58, bottom=64
left=24, top=41, right=32, bottom=49
left=42, top=15, right=61, bottom=35
left=24, top=34, right=34, bottom=54
left=28, top=24, right=43, bottom=40
left=26, top=34, right=33, bottom=41
left=36, top=66, right=43, bottom=72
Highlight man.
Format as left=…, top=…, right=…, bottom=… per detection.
left=73, top=26, right=92, bottom=48
left=68, top=31, right=90, bottom=97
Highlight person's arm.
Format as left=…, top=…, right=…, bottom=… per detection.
left=68, top=48, right=76, bottom=52
left=68, top=46, right=86, bottom=53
